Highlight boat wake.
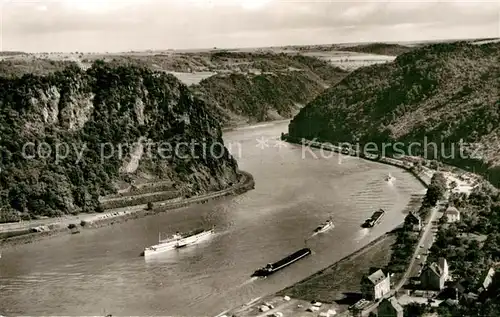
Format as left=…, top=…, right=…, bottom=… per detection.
left=224, top=277, right=259, bottom=295
left=354, top=228, right=370, bottom=243
left=237, top=276, right=259, bottom=288
left=310, top=231, right=327, bottom=238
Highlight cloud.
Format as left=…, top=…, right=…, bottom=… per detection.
left=1, top=0, right=498, bottom=51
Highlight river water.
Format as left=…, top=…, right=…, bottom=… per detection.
left=0, top=121, right=425, bottom=316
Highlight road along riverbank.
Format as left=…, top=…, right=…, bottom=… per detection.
left=0, top=170, right=255, bottom=247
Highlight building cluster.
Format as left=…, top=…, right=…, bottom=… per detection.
left=349, top=172, right=492, bottom=317
left=353, top=259, right=497, bottom=317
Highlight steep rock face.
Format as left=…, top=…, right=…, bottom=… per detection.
left=0, top=62, right=239, bottom=218
left=289, top=42, right=500, bottom=185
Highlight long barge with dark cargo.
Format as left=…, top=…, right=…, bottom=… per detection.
left=362, top=209, right=385, bottom=228
left=252, top=248, right=312, bottom=277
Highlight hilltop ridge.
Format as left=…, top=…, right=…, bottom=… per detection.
left=289, top=42, right=500, bottom=185
left=193, top=54, right=348, bottom=126
left=339, top=43, right=413, bottom=56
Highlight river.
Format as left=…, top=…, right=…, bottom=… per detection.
left=0, top=121, right=425, bottom=316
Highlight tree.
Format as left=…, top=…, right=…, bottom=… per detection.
left=146, top=202, right=154, bottom=210
left=424, top=172, right=448, bottom=206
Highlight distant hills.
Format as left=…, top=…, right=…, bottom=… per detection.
left=289, top=42, right=500, bottom=186
left=0, top=59, right=78, bottom=77
left=339, top=43, right=413, bottom=56
left=0, top=51, right=26, bottom=56
left=0, top=51, right=349, bottom=129
left=192, top=53, right=348, bottom=126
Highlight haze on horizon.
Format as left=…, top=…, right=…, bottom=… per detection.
left=1, top=0, right=499, bottom=52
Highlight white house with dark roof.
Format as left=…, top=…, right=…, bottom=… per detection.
left=361, top=269, right=391, bottom=300
left=445, top=206, right=460, bottom=223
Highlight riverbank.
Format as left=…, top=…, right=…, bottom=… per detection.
left=0, top=170, right=255, bottom=247
left=278, top=232, right=396, bottom=304
left=284, top=136, right=433, bottom=186
left=219, top=232, right=396, bottom=317
left=222, top=119, right=292, bottom=133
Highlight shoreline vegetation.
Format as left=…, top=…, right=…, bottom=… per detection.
left=0, top=170, right=255, bottom=247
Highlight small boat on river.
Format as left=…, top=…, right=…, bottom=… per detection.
left=313, top=218, right=334, bottom=234
left=362, top=209, right=385, bottom=228
left=385, top=173, right=396, bottom=183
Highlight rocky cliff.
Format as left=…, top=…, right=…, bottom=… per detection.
left=289, top=42, right=500, bottom=185
left=0, top=61, right=240, bottom=220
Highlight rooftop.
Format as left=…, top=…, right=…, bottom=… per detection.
left=385, top=297, right=403, bottom=313
left=423, top=262, right=445, bottom=278
left=367, top=269, right=387, bottom=285
left=445, top=206, right=460, bottom=215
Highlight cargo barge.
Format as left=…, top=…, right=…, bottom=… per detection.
left=362, top=209, right=385, bottom=228
left=252, top=248, right=312, bottom=277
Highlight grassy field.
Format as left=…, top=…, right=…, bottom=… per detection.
left=277, top=233, right=395, bottom=306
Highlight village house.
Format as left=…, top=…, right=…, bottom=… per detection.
left=444, top=206, right=460, bottom=223
left=377, top=297, right=403, bottom=317
left=420, top=258, right=449, bottom=290
left=361, top=269, right=391, bottom=300
left=406, top=211, right=422, bottom=231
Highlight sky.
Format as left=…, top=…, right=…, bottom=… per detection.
left=1, top=0, right=499, bottom=52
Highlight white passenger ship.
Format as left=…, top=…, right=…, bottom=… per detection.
left=143, top=227, right=214, bottom=257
